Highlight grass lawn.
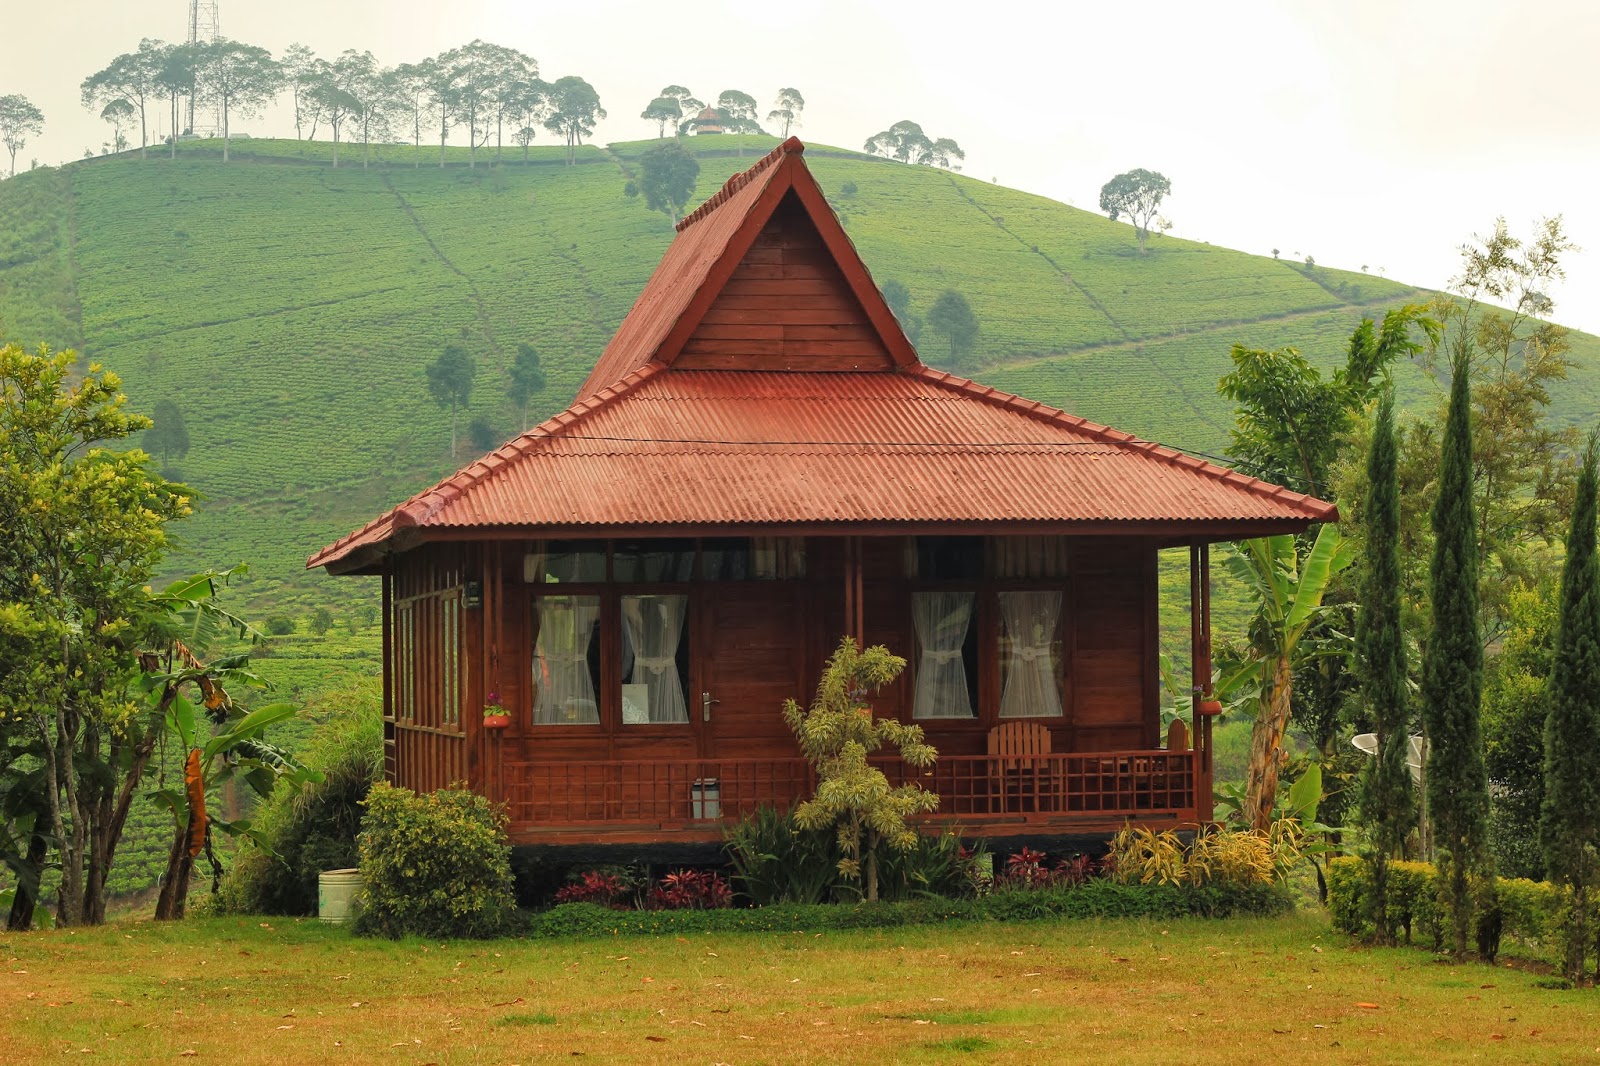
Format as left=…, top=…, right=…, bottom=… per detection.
left=3, top=912, right=1595, bottom=1064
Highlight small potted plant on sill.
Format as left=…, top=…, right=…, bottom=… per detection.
left=483, top=694, right=511, bottom=730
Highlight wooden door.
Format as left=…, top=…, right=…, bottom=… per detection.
left=698, top=584, right=808, bottom=760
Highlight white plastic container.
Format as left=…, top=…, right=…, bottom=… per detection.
left=318, top=868, right=364, bottom=923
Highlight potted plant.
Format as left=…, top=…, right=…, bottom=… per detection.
left=482, top=694, right=511, bottom=730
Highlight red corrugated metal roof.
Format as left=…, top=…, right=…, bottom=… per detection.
left=309, top=367, right=1334, bottom=570
left=309, top=138, right=1335, bottom=573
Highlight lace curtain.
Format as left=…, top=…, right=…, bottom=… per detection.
left=912, top=591, right=975, bottom=719
left=533, top=596, right=600, bottom=724
left=622, top=594, right=688, bottom=723
left=999, top=590, right=1062, bottom=718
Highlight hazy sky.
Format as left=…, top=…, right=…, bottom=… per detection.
left=9, top=0, right=1600, bottom=333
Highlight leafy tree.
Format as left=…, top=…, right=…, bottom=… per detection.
left=80, top=40, right=166, bottom=159
left=1357, top=391, right=1415, bottom=944
left=309, top=606, right=334, bottom=637
left=1481, top=589, right=1557, bottom=879
left=641, top=95, right=682, bottom=138
left=864, top=120, right=963, bottom=168
left=1422, top=346, right=1492, bottom=959
left=144, top=398, right=191, bottom=467
left=99, top=99, right=135, bottom=153
left=0, top=95, right=44, bottom=178
left=418, top=56, right=460, bottom=168
left=638, top=139, right=699, bottom=224
left=880, top=279, right=924, bottom=347
left=438, top=40, right=500, bottom=167
left=1423, top=217, right=1580, bottom=638
left=543, top=76, right=605, bottom=164
left=784, top=638, right=939, bottom=903
left=154, top=42, right=202, bottom=160
left=333, top=51, right=399, bottom=169
left=1220, top=305, right=1439, bottom=501
left=507, top=342, right=545, bottom=430
left=1099, top=168, right=1172, bottom=254
left=0, top=343, right=191, bottom=925
left=925, top=289, right=979, bottom=367
left=425, top=344, right=475, bottom=455
left=766, top=87, right=805, bottom=137
left=1222, top=526, right=1354, bottom=831
left=392, top=60, right=430, bottom=165
left=280, top=43, right=320, bottom=139
left=1540, top=432, right=1600, bottom=982
left=467, top=417, right=501, bottom=454
left=715, top=90, right=764, bottom=152
left=657, top=85, right=704, bottom=134
left=193, top=39, right=282, bottom=163
left=484, top=45, right=539, bottom=163
left=305, top=53, right=367, bottom=168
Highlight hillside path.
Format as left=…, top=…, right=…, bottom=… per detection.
left=380, top=173, right=502, bottom=354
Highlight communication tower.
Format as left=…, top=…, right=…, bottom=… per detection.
left=185, top=1, right=221, bottom=135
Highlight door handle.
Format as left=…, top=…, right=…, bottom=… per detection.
left=702, top=692, right=720, bottom=722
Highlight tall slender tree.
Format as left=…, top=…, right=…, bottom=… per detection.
left=1422, top=348, right=1492, bottom=958
left=1541, top=431, right=1600, bottom=982
left=193, top=39, right=283, bottom=163
left=1358, top=390, right=1414, bottom=944
left=543, top=76, right=605, bottom=164
left=280, top=43, right=320, bottom=139
left=0, top=95, right=44, bottom=177
left=425, top=344, right=475, bottom=455
left=507, top=342, right=545, bottom=431
left=767, top=87, right=805, bottom=137
left=80, top=40, right=167, bottom=159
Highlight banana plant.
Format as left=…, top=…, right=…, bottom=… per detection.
left=1218, top=525, right=1355, bottom=832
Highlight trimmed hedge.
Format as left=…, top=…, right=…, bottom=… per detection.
left=524, top=880, right=1293, bottom=939
left=1327, top=856, right=1562, bottom=960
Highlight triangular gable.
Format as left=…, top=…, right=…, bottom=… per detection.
left=576, top=138, right=917, bottom=397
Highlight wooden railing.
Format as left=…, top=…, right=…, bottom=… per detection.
left=501, top=750, right=1198, bottom=829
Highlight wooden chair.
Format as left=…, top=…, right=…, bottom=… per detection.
left=987, top=721, right=1053, bottom=814
left=1166, top=718, right=1189, bottom=752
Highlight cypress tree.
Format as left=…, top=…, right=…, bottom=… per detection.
left=1358, top=391, right=1413, bottom=944
left=1541, top=431, right=1600, bottom=982
left=1421, top=348, right=1491, bottom=958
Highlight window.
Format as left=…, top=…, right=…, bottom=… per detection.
left=911, top=590, right=977, bottom=719
left=613, top=539, right=695, bottom=583
left=532, top=595, right=601, bottom=724
left=525, top=541, right=606, bottom=584
left=908, top=535, right=984, bottom=580
left=998, top=590, right=1063, bottom=718
left=702, top=537, right=807, bottom=580
left=620, top=594, right=689, bottom=723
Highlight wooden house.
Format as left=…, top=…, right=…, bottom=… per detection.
left=309, top=138, right=1335, bottom=860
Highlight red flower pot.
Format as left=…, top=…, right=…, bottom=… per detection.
left=1196, top=699, right=1223, bottom=717
left=482, top=713, right=512, bottom=729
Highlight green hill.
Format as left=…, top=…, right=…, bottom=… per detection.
left=4, top=133, right=1598, bottom=619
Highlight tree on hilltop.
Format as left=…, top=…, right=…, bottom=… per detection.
left=0, top=95, right=44, bottom=178
left=418, top=56, right=460, bottom=168
left=100, top=100, right=135, bottom=154
left=715, top=90, right=764, bottom=153
left=543, top=76, right=605, bottom=165
left=305, top=55, right=362, bottom=168
left=426, top=344, right=476, bottom=456
left=507, top=342, right=546, bottom=430
left=81, top=40, right=166, bottom=159
left=864, top=120, right=963, bottom=169
left=926, top=290, right=979, bottom=367
left=484, top=44, right=540, bottom=163
left=193, top=39, right=283, bottom=163
left=641, top=96, right=682, bottom=138
left=438, top=40, right=500, bottom=168
left=281, top=43, right=321, bottom=139
left=657, top=85, right=705, bottom=135
left=767, top=87, right=805, bottom=138
left=638, top=140, right=699, bottom=224
left=144, top=399, right=191, bottom=469
left=1100, top=168, right=1171, bottom=255
left=153, top=42, right=202, bottom=160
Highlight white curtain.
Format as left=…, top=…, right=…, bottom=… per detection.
left=533, top=596, right=600, bottom=724
left=999, top=590, right=1062, bottom=719
left=912, top=591, right=975, bottom=719
left=622, top=594, right=688, bottom=723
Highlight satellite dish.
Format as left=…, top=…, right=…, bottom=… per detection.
left=1351, top=732, right=1427, bottom=784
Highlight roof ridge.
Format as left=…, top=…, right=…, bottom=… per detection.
left=908, top=365, right=1336, bottom=521
left=675, top=136, right=805, bottom=233
left=305, top=363, right=664, bottom=568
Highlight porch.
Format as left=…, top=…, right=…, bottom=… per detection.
left=493, top=745, right=1204, bottom=847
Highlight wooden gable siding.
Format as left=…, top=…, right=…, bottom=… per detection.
left=675, top=193, right=897, bottom=372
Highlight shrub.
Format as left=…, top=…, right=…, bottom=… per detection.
left=647, top=869, right=732, bottom=910
left=264, top=615, right=295, bottom=636
left=215, top=681, right=382, bottom=915
left=725, top=805, right=840, bottom=905
left=524, top=879, right=1290, bottom=939
left=874, top=830, right=989, bottom=901
left=1110, top=825, right=1288, bottom=890
left=1327, top=856, right=1569, bottom=964
left=354, top=783, right=517, bottom=939
left=553, top=869, right=636, bottom=909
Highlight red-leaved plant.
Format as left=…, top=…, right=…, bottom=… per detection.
left=554, top=870, right=630, bottom=909
left=647, top=869, right=733, bottom=911
left=995, top=848, right=1100, bottom=890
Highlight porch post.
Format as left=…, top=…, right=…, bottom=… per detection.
left=843, top=536, right=865, bottom=645
left=1189, top=543, right=1215, bottom=822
